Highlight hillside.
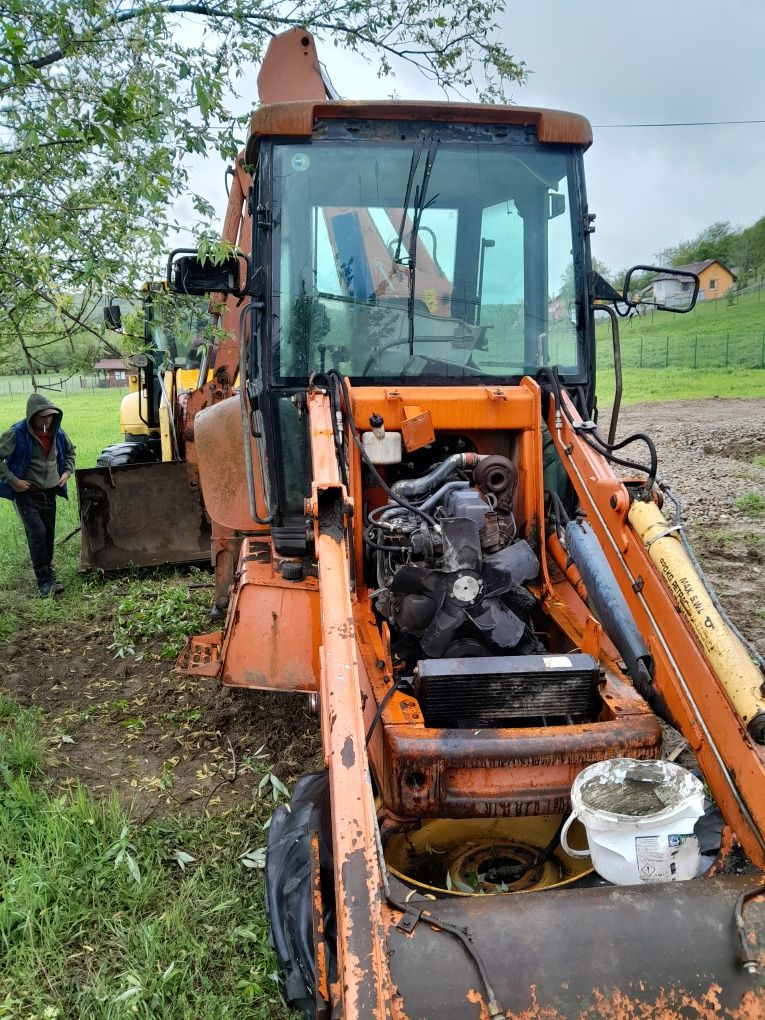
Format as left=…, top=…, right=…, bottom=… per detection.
left=593, top=288, right=765, bottom=404
left=596, top=288, right=765, bottom=371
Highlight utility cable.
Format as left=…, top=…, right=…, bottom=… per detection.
left=594, top=119, right=765, bottom=128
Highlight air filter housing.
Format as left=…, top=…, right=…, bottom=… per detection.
left=415, top=653, right=602, bottom=729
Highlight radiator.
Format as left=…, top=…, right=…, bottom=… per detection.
left=415, top=654, right=602, bottom=728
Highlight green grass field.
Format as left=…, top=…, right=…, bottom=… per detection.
left=596, top=288, right=765, bottom=362
left=594, top=289, right=765, bottom=404
left=596, top=366, right=765, bottom=405
left=0, top=390, right=290, bottom=1019
left=0, top=693, right=289, bottom=1020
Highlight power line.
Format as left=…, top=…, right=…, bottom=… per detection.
left=594, top=119, right=765, bottom=128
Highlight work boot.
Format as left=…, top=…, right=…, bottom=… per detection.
left=35, top=565, right=53, bottom=597
left=49, top=577, right=64, bottom=596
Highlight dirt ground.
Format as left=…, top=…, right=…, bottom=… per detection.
left=3, top=631, right=324, bottom=820
left=3, top=397, right=764, bottom=819
left=617, top=397, right=765, bottom=657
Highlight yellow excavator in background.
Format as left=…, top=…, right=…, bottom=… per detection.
left=76, top=283, right=217, bottom=571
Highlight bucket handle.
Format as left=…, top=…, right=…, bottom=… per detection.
left=560, top=811, right=591, bottom=859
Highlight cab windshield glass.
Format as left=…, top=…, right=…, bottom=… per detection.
left=271, top=128, right=585, bottom=385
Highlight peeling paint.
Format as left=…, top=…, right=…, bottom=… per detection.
left=466, top=987, right=491, bottom=1019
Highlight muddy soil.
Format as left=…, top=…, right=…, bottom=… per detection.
left=3, top=625, right=323, bottom=820
left=2, top=398, right=763, bottom=820
left=616, top=397, right=765, bottom=657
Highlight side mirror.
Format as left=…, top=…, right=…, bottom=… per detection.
left=103, top=302, right=123, bottom=330
left=166, top=248, right=248, bottom=296
left=623, top=264, right=699, bottom=314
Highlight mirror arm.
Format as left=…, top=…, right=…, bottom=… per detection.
left=166, top=248, right=198, bottom=289
left=594, top=303, right=622, bottom=445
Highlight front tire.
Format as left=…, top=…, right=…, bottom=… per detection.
left=265, top=772, right=335, bottom=1019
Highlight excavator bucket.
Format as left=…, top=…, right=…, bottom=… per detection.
left=76, top=461, right=211, bottom=570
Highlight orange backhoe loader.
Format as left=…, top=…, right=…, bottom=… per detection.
left=171, top=28, right=765, bottom=1018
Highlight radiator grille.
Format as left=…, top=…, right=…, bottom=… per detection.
left=416, top=654, right=601, bottom=729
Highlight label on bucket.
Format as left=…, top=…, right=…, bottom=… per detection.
left=634, top=835, right=690, bottom=882
left=635, top=836, right=672, bottom=881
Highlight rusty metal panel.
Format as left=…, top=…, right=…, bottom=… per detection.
left=385, top=874, right=765, bottom=1018
left=382, top=714, right=662, bottom=819
left=193, top=396, right=270, bottom=533
left=176, top=632, right=222, bottom=677
left=219, top=551, right=321, bottom=693
left=76, top=461, right=211, bottom=570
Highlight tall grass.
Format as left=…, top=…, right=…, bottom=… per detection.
left=0, top=695, right=289, bottom=1020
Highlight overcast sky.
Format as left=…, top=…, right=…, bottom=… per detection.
left=176, top=0, right=765, bottom=275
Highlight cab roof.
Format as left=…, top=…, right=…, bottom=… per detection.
left=245, top=100, right=592, bottom=164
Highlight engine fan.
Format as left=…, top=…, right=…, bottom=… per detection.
left=389, top=517, right=539, bottom=657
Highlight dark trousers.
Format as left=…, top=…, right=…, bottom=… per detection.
left=14, top=489, right=57, bottom=586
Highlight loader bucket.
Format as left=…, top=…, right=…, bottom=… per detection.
left=76, top=461, right=211, bottom=570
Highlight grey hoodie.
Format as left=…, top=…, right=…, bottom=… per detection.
left=0, top=393, right=76, bottom=491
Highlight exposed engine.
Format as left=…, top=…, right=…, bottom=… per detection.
left=368, top=452, right=543, bottom=669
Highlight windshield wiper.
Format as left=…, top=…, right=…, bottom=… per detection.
left=393, top=132, right=426, bottom=267
left=401, top=132, right=440, bottom=356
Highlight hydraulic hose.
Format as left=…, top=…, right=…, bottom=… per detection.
left=538, top=366, right=657, bottom=496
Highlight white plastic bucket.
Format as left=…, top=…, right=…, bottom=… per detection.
left=560, top=758, right=705, bottom=885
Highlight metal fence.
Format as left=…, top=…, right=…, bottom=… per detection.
left=0, top=375, right=130, bottom=397
left=3, top=329, right=765, bottom=396
left=598, top=331, right=765, bottom=371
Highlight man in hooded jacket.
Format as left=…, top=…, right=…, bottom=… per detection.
left=0, top=393, right=77, bottom=596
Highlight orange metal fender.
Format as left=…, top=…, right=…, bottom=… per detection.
left=194, top=395, right=270, bottom=533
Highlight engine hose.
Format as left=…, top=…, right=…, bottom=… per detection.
left=326, top=371, right=436, bottom=528
left=538, top=366, right=657, bottom=495
left=364, top=523, right=405, bottom=552
left=391, top=452, right=483, bottom=499
left=546, top=489, right=571, bottom=531
left=661, top=484, right=765, bottom=672
left=375, top=480, right=469, bottom=523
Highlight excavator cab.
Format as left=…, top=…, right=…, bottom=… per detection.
left=176, top=114, right=595, bottom=553
left=172, top=30, right=765, bottom=1020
